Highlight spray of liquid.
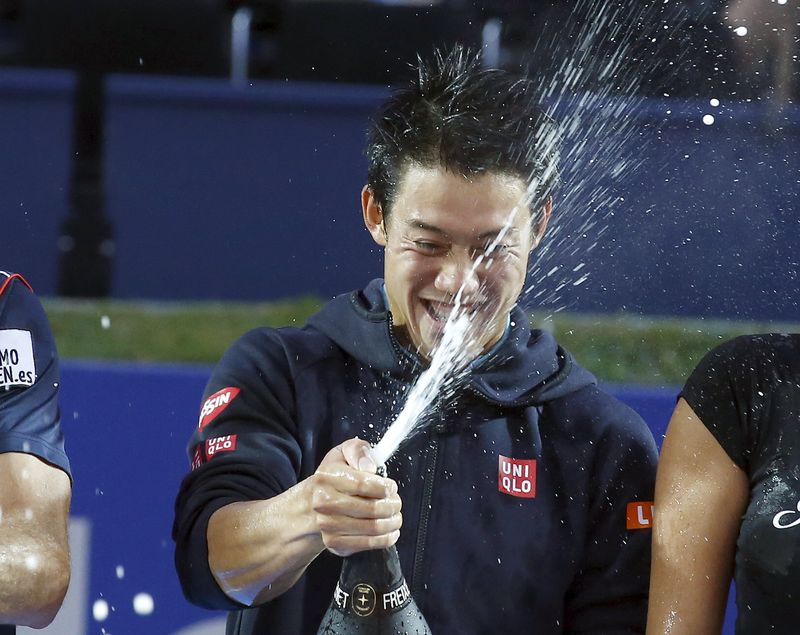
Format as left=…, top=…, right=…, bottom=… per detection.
left=370, top=309, right=472, bottom=465
left=524, top=0, right=665, bottom=312
left=371, top=0, right=702, bottom=463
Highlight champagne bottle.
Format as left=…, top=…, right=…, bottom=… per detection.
left=317, top=464, right=431, bottom=634
left=316, top=544, right=432, bottom=635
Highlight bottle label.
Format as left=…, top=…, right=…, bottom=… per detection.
left=351, top=583, right=377, bottom=617
left=333, top=582, right=350, bottom=610
left=381, top=579, right=411, bottom=612
left=334, top=578, right=412, bottom=617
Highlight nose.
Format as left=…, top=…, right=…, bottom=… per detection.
left=434, top=254, right=480, bottom=301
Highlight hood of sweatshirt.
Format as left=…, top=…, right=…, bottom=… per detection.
left=307, top=279, right=596, bottom=407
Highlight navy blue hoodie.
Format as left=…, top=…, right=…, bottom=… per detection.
left=173, top=279, right=657, bottom=634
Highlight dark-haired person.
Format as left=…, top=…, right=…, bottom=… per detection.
left=173, top=47, right=657, bottom=634
left=0, top=272, right=71, bottom=631
left=647, top=333, right=800, bottom=634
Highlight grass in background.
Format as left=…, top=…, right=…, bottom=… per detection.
left=44, top=296, right=323, bottom=365
left=43, top=297, right=798, bottom=385
left=543, top=312, right=790, bottom=386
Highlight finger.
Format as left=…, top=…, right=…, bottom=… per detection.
left=340, top=438, right=377, bottom=473
left=324, top=529, right=401, bottom=557
left=315, top=467, right=397, bottom=499
left=318, top=511, right=403, bottom=537
left=312, top=488, right=401, bottom=519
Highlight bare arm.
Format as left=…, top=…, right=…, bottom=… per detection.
left=0, top=452, right=71, bottom=628
left=206, top=438, right=402, bottom=606
left=646, top=398, right=749, bottom=635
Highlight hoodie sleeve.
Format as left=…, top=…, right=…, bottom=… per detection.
left=564, top=390, right=658, bottom=634
left=172, top=328, right=302, bottom=610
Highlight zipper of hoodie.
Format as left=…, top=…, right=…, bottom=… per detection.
left=386, top=312, right=421, bottom=369
left=385, top=311, right=436, bottom=595
left=411, top=426, right=439, bottom=598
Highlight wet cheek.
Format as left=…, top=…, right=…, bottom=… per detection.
left=485, top=271, right=524, bottom=306
left=482, top=266, right=516, bottom=287
left=408, top=262, right=438, bottom=286
left=498, top=258, right=527, bottom=282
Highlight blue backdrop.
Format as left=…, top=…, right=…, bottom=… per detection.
left=1, top=68, right=798, bottom=321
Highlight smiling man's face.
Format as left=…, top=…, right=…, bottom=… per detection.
left=363, top=164, right=550, bottom=360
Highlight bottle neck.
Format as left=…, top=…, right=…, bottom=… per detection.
left=335, top=546, right=411, bottom=617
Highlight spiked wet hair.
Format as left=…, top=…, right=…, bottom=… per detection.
left=366, top=46, right=559, bottom=227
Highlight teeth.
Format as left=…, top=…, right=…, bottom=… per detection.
left=427, top=301, right=451, bottom=321
left=426, top=300, right=481, bottom=322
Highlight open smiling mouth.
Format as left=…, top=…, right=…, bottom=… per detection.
left=422, top=299, right=482, bottom=324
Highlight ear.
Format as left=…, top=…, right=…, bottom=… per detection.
left=362, top=185, right=387, bottom=247
left=531, top=197, right=552, bottom=249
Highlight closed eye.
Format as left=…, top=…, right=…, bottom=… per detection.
left=487, top=243, right=509, bottom=254
left=413, top=241, right=444, bottom=254
left=472, top=244, right=510, bottom=258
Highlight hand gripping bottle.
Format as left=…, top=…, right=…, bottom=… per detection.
left=317, top=465, right=432, bottom=634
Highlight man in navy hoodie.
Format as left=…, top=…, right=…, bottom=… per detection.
left=174, top=47, right=657, bottom=634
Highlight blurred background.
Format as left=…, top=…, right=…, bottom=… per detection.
left=0, top=0, right=798, bottom=633
left=2, top=0, right=797, bottom=312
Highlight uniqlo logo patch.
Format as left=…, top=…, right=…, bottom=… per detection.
left=498, top=455, right=536, bottom=498
left=198, top=387, right=240, bottom=430
left=626, top=501, right=654, bottom=529
left=205, top=435, right=238, bottom=460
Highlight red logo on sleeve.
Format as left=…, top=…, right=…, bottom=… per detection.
left=198, top=387, right=240, bottom=430
left=205, top=435, right=238, bottom=460
left=498, top=455, right=537, bottom=498
left=626, top=501, right=654, bottom=529
left=191, top=445, right=204, bottom=470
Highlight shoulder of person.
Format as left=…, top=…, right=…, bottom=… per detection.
left=215, top=323, right=345, bottom=379
left=0, top=271, right=53, bottom=352
left=692, top=333, right=792, bottom=384
left=551, top=383, right=655, bottom=452
left=0, top=270, right=35, bottom=298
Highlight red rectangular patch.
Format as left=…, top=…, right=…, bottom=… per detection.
left=626, top=501, right=654, bottom=529
left=498, top=455, right=536, bottom=498
left=205, top=434, right=238, bottom=460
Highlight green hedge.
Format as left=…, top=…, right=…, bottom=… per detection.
left=43, top=297, right=797, bottom=386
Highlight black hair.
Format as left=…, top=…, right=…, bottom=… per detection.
left=366, top=45, right=559, bottom=227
